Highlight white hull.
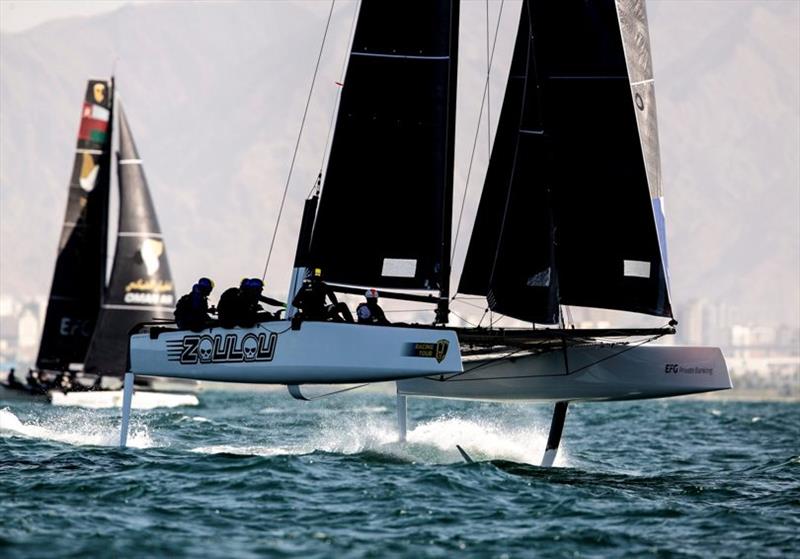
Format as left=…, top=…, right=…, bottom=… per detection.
left=397, top=344, right=731, bottom=402
left=129, top=321, right=462, bottom=383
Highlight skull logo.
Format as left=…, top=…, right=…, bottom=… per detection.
left=242, top=335, right=258, bottom=361
left=198, top=337, right=214, bottom=363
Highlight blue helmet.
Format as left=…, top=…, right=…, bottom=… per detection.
left=197, top=277, right=214, bottom=292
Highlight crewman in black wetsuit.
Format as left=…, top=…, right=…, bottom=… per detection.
left=356, top=289, right=390, bottom=325
left=216, top=282, right=244, bottom=329
left=291, top=268, right=353, bottom=326
left=218, top=278, right=285, bottom=328
left=239, top=278, right=285, bottom=327
left=174, top=277, right=216, bottom=331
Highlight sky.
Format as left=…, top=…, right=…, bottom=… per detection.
left=0, top=0, right=131, bottom=33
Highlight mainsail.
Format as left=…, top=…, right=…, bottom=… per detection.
left=459, top=0, right=671, bottom=323
left=37, top=80, right=114, bottom=370
left=84, top=102, right=175, bottom=375
left=308, top=0, right=459, bottom=292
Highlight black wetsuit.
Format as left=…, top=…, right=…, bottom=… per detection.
left=292, top=280, right=353, bottom=323
left=174, top=287, right=213, bottom=331
left=217, top=287, right=244, bottom=328
left=356, top=301, right=389, bottom=325
left=218, top=288, right=284, bottom=328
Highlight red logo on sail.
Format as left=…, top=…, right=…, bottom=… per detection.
left=78, top=103, right=110, bottom=143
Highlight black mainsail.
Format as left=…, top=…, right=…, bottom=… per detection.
left=308, top=0, right=459, bottom=294
left=83, top=102, right=175, bottom=375
left=459, top=0, right=671, bottom=323
left=37, top=80, right=114, bottom=370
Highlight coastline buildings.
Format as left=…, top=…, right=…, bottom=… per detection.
left=0, top=294, right=45, bottom=368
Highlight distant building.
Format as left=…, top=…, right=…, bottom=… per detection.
left=17, top=303, right=41, bottom=365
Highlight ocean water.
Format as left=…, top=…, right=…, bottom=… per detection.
left=1, top=391, right=797, bottom=558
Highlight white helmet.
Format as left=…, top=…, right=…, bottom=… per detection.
left=365, top=288, right=379, bottom=299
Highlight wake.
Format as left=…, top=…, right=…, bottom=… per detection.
left=0, top=407, right=153, bottom=449
left=191, top=412, right=567, bottom=466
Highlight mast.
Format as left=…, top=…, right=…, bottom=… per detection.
left=83, top=100, right=175, bottom=375
left=435, top=0, right=460, bottom=324
left=36, top=79, right=114, bottom=370
left=307, top=0, right=460, bottom=302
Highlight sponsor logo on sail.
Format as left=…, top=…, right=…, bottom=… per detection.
left=59, top=317, right=93, bottom=337
left=123, top=292, right=174, bottom=305
left=78, top=103, right=110, bottom=144
left=404, top=339, right=450, bottom=363
left=123, top=277, right=174, bottom=305
left=138, top=239, right=164, bottom=276
left=93, top=83, right=106, bottom=103
left=168, top=333, right=278, bottom=365
left=79, top=152, right=99, bottom=192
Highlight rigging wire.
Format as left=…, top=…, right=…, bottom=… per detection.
left=450, top=309, right=479, bottom=328
left=261, top=0, right=337, bottom=280
left=485, top=0, right=492, bottom=158
left=294, top=382, right=371, bottom=400
left=450, top=0, right=505, bottom=262
left=434, top=332, right=667, bottom=383
left=309, top=0, right=361, bottom=199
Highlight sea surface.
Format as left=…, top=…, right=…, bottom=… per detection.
left=1, top=390, right=797, bottom=558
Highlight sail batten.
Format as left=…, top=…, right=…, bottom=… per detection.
left=308, top=0, right=459, bottom=293
left=459, top=0, right=672, bottom=323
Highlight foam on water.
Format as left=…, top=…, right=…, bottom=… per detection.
left=189, top=411, right=566, bottom=466
left=0, top=407, right=153, bottom=449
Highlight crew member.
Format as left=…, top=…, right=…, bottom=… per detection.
left=292, top=268, right=353, bottom=324
left=356, top=289, right=389, bottom=325
left=216, top=280, right=245, bottom=329
left=174, top=277, right=216, bottom=331
left=239, top=278, right=285, bottom=326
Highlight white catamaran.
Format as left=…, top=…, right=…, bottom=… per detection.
left=120, top=0, right=730, bottom=464
left=0, top=78, right=198, bottom=408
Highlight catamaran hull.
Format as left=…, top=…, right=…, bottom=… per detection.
left=397, top=345, right=730, bottom=402
left=129, top=321, right=462, bottom=384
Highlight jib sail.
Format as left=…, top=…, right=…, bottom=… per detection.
left=83, top=102, right=175, bottom=375
left=459, top=0, right=671, bottom=323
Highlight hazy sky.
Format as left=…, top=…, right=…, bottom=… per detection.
left=0, top=0, right=131, bottom=33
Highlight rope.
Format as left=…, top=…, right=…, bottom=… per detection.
left=262, top=0, right=336, bottom=280
left=451, top=0, right=505, bottom=262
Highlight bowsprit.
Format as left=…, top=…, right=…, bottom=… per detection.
left=171, top=332, right=277, bottom=364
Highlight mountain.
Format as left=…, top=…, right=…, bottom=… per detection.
left=0, top=0, right=797, bottom=328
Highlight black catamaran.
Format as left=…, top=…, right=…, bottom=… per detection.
left=2, top=79, right=196, bottom=407
left=122, top=0, right=730, bottom=463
